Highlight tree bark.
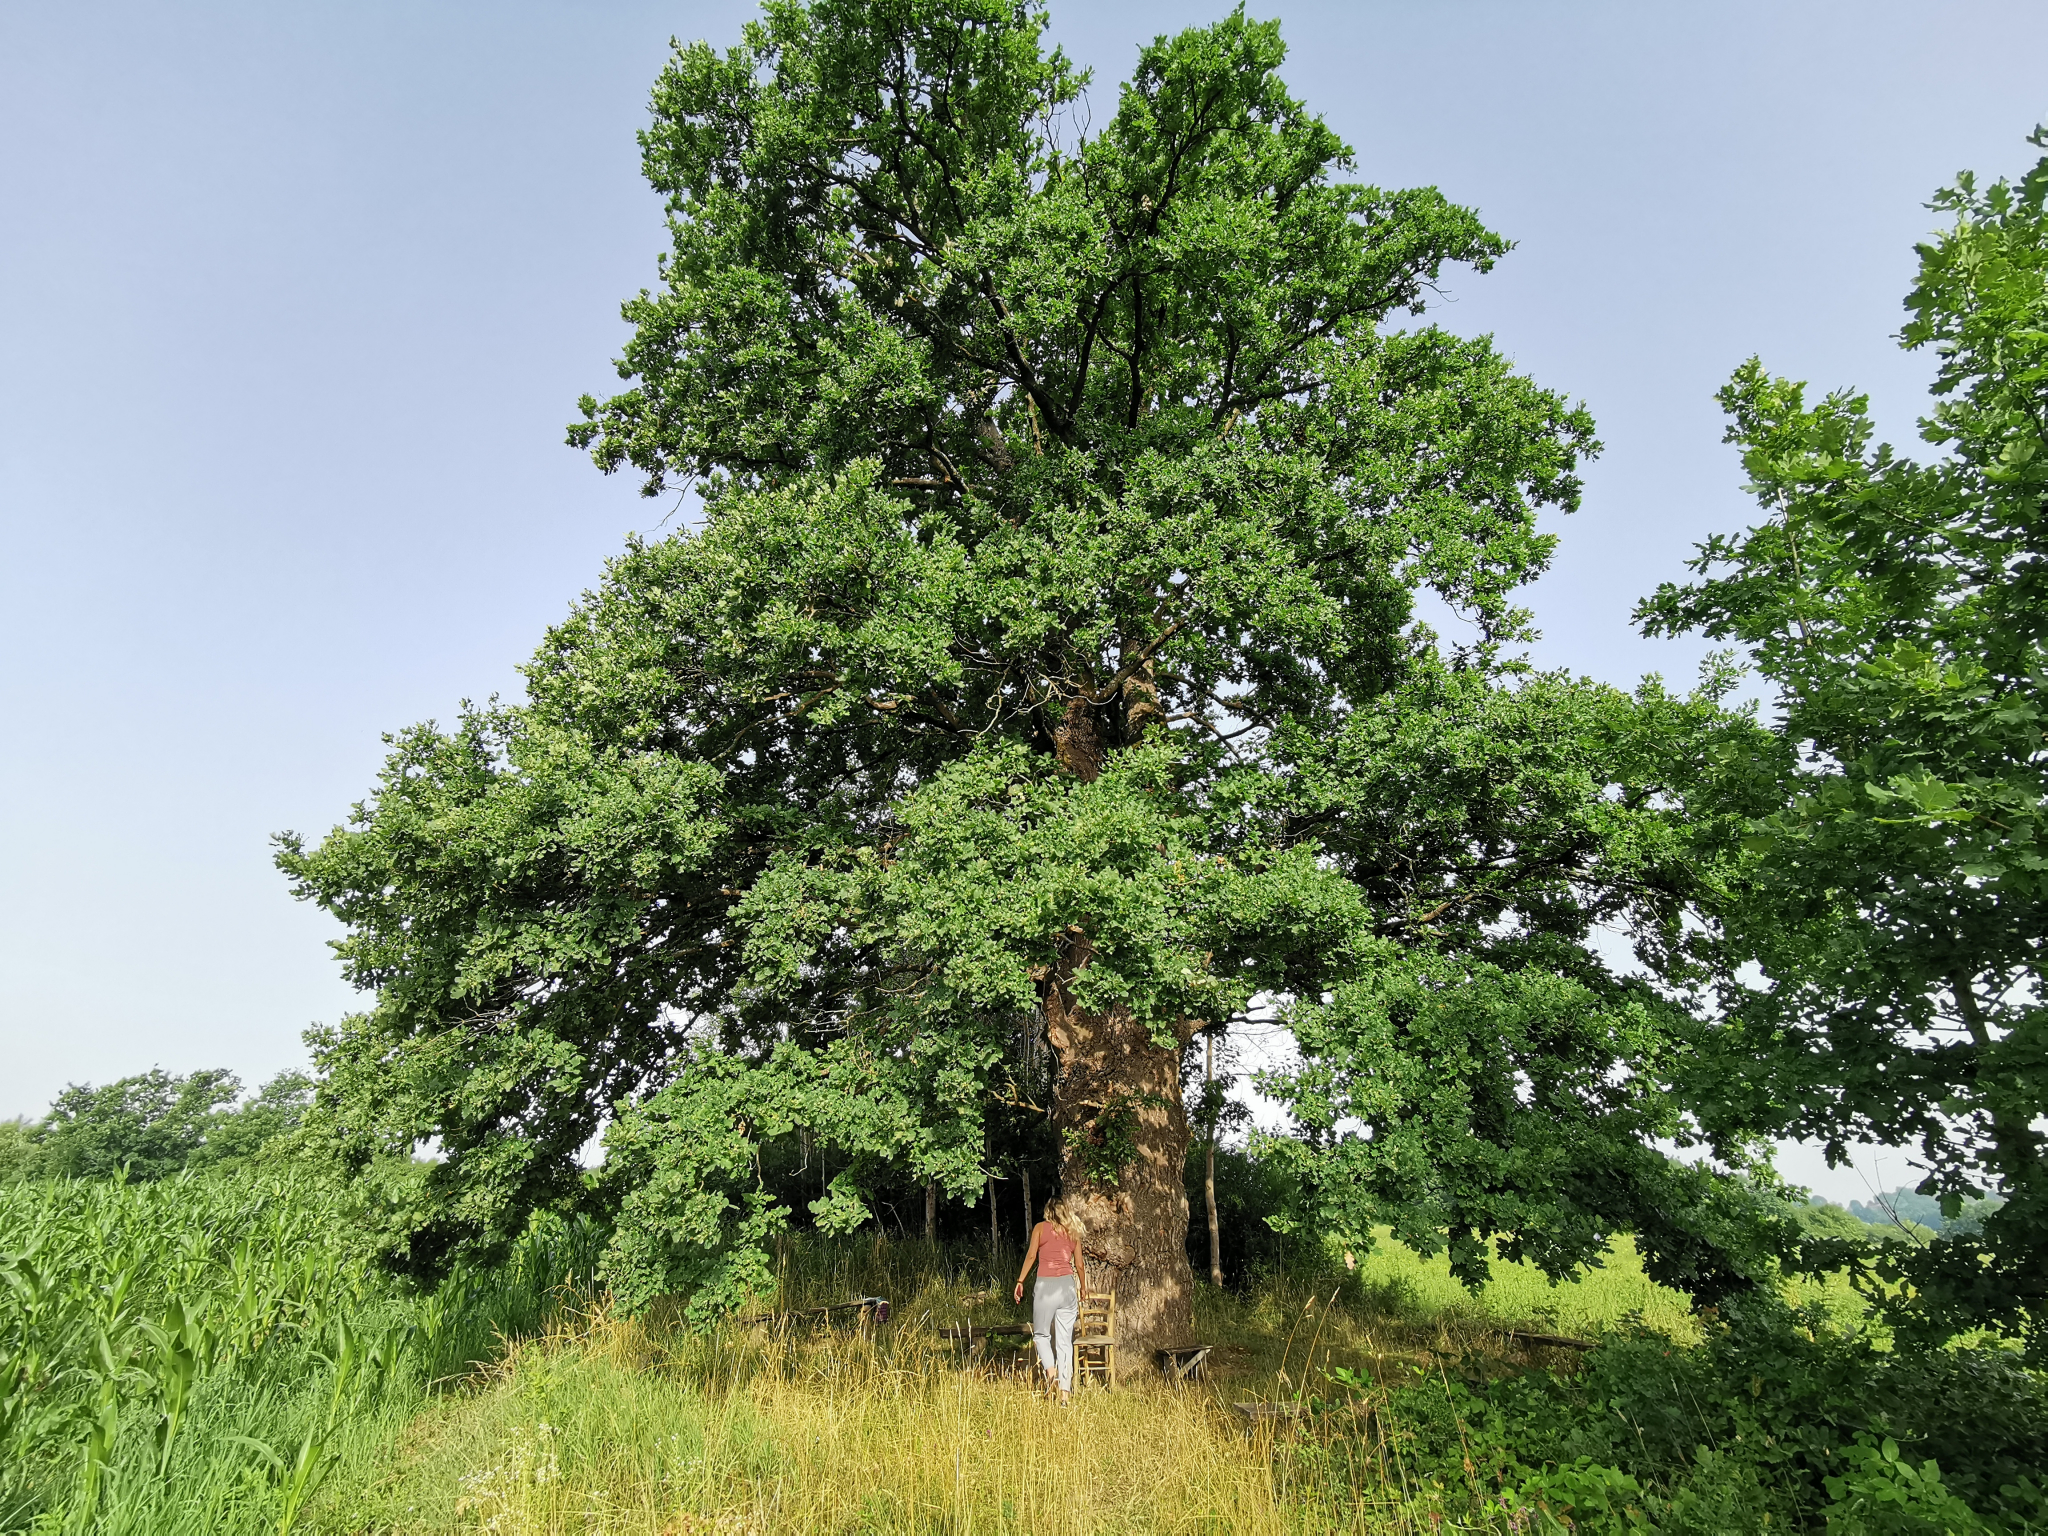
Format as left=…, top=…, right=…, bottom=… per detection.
left=1051, top=694, right=1105, bottom=780
left=1039, top=684, right=1199, bottom=1370
left=1021, top=1165, right=1033, bottom=1236
left=1043, top=941, right=1196, bottom=1373
left=924, top=1179, right=937, bottom=1242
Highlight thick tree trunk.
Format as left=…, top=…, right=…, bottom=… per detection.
left=1038, top=682, right=1198, bottom=1372
left=1043, top=943, right=1196, bottom=1375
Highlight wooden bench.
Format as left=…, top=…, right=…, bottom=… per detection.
left=1232, top=1401, right=1307, bottom=1426
left=940, top=1322, right=1032, bottom=1365
left=741, top=1297, right=891, bottom=1328
left=1155, top=1343, right=1214, bottom=1385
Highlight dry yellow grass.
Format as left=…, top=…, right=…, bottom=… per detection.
left=310, top=1232, right=1723, bottom=1534
left=322, top=1310, right=1331, bottom=1534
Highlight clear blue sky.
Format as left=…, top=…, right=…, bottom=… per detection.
left=4, top=1, right=2043, bottom=1200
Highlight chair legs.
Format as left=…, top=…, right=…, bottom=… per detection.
left=1074, top=1341, right=1114, bottom=1387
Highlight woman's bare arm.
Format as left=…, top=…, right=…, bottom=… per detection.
left=1013, top=1222, right=1042, bottom=1303
left=1075, top=1244, right=1087, bottom=1301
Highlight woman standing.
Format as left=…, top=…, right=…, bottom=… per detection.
left=1013, top=1198, right=1087, bottom=1404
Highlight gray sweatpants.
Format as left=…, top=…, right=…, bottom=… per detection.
left=1031, top=1274, right=1077, bottom=1390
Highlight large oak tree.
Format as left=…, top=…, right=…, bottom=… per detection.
left=284, top=0, right=1774, bottom=1356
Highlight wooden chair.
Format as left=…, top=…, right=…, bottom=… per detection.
left=1073, top=1291, right=1116, bottom=1387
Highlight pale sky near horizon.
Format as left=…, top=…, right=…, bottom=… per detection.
left=4, top=1, right=2044, bottom=1203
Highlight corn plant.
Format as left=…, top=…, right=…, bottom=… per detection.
left=0, top=1167, right=601, bottom=1533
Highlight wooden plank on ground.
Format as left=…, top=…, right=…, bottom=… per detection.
left=1506, top=1329, right=1596, bottom=1351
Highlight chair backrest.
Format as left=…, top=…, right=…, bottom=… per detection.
left=1075, top=1291, right=1114, bottom=1337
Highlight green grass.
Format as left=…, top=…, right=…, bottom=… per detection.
left=1342, top=1230, right=1703, bottom=1341
left=301, top=1233, right=2046, bottom=1536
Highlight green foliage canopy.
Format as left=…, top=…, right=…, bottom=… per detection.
left=1641, top=130, right=2048, bottom=1350
left=284, top=0, right=1778, bottom=1319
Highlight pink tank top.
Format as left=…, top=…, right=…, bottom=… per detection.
left=1038, top=1224, right=1076, bottom=1278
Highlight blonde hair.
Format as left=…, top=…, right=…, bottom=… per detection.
left=1044, top=1198, right=1078, bottom=1231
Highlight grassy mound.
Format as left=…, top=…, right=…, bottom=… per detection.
left=309, top=1233, right=1885, bottom=1534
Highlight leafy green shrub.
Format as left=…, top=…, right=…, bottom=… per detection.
left=35, top=1069, right=243, bottom=1180
left=1821, top=1435, right=1996, bottom=1534
left=0, top=1121, right=39, bottom=1185
left=1184, top=1142, right=1328, bottom=1288
left=1798, top=1200, right=1878, bottom=1244
left=1329, top=1299, right=2046, bottom=1531
left=1500, top=1458, right=1658, bottom=1532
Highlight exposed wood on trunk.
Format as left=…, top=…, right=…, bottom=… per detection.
left=1123, top=656, right=1166, bottom=739
left=974, top=416, right=1015, bottom=471
left=1507, top=1330, right=1596, bottom=1352
left=1051, top=694, right=1105, bottom=782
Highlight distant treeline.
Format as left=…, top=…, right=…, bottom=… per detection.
left=5, top=1064, right=2011, bottom=1293
left=1800, top=1187, right=2007, bottom=1243
left=0, top=1067, right=311, bottom=1183
left=0, top=1063, right=1318, bottom=1285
